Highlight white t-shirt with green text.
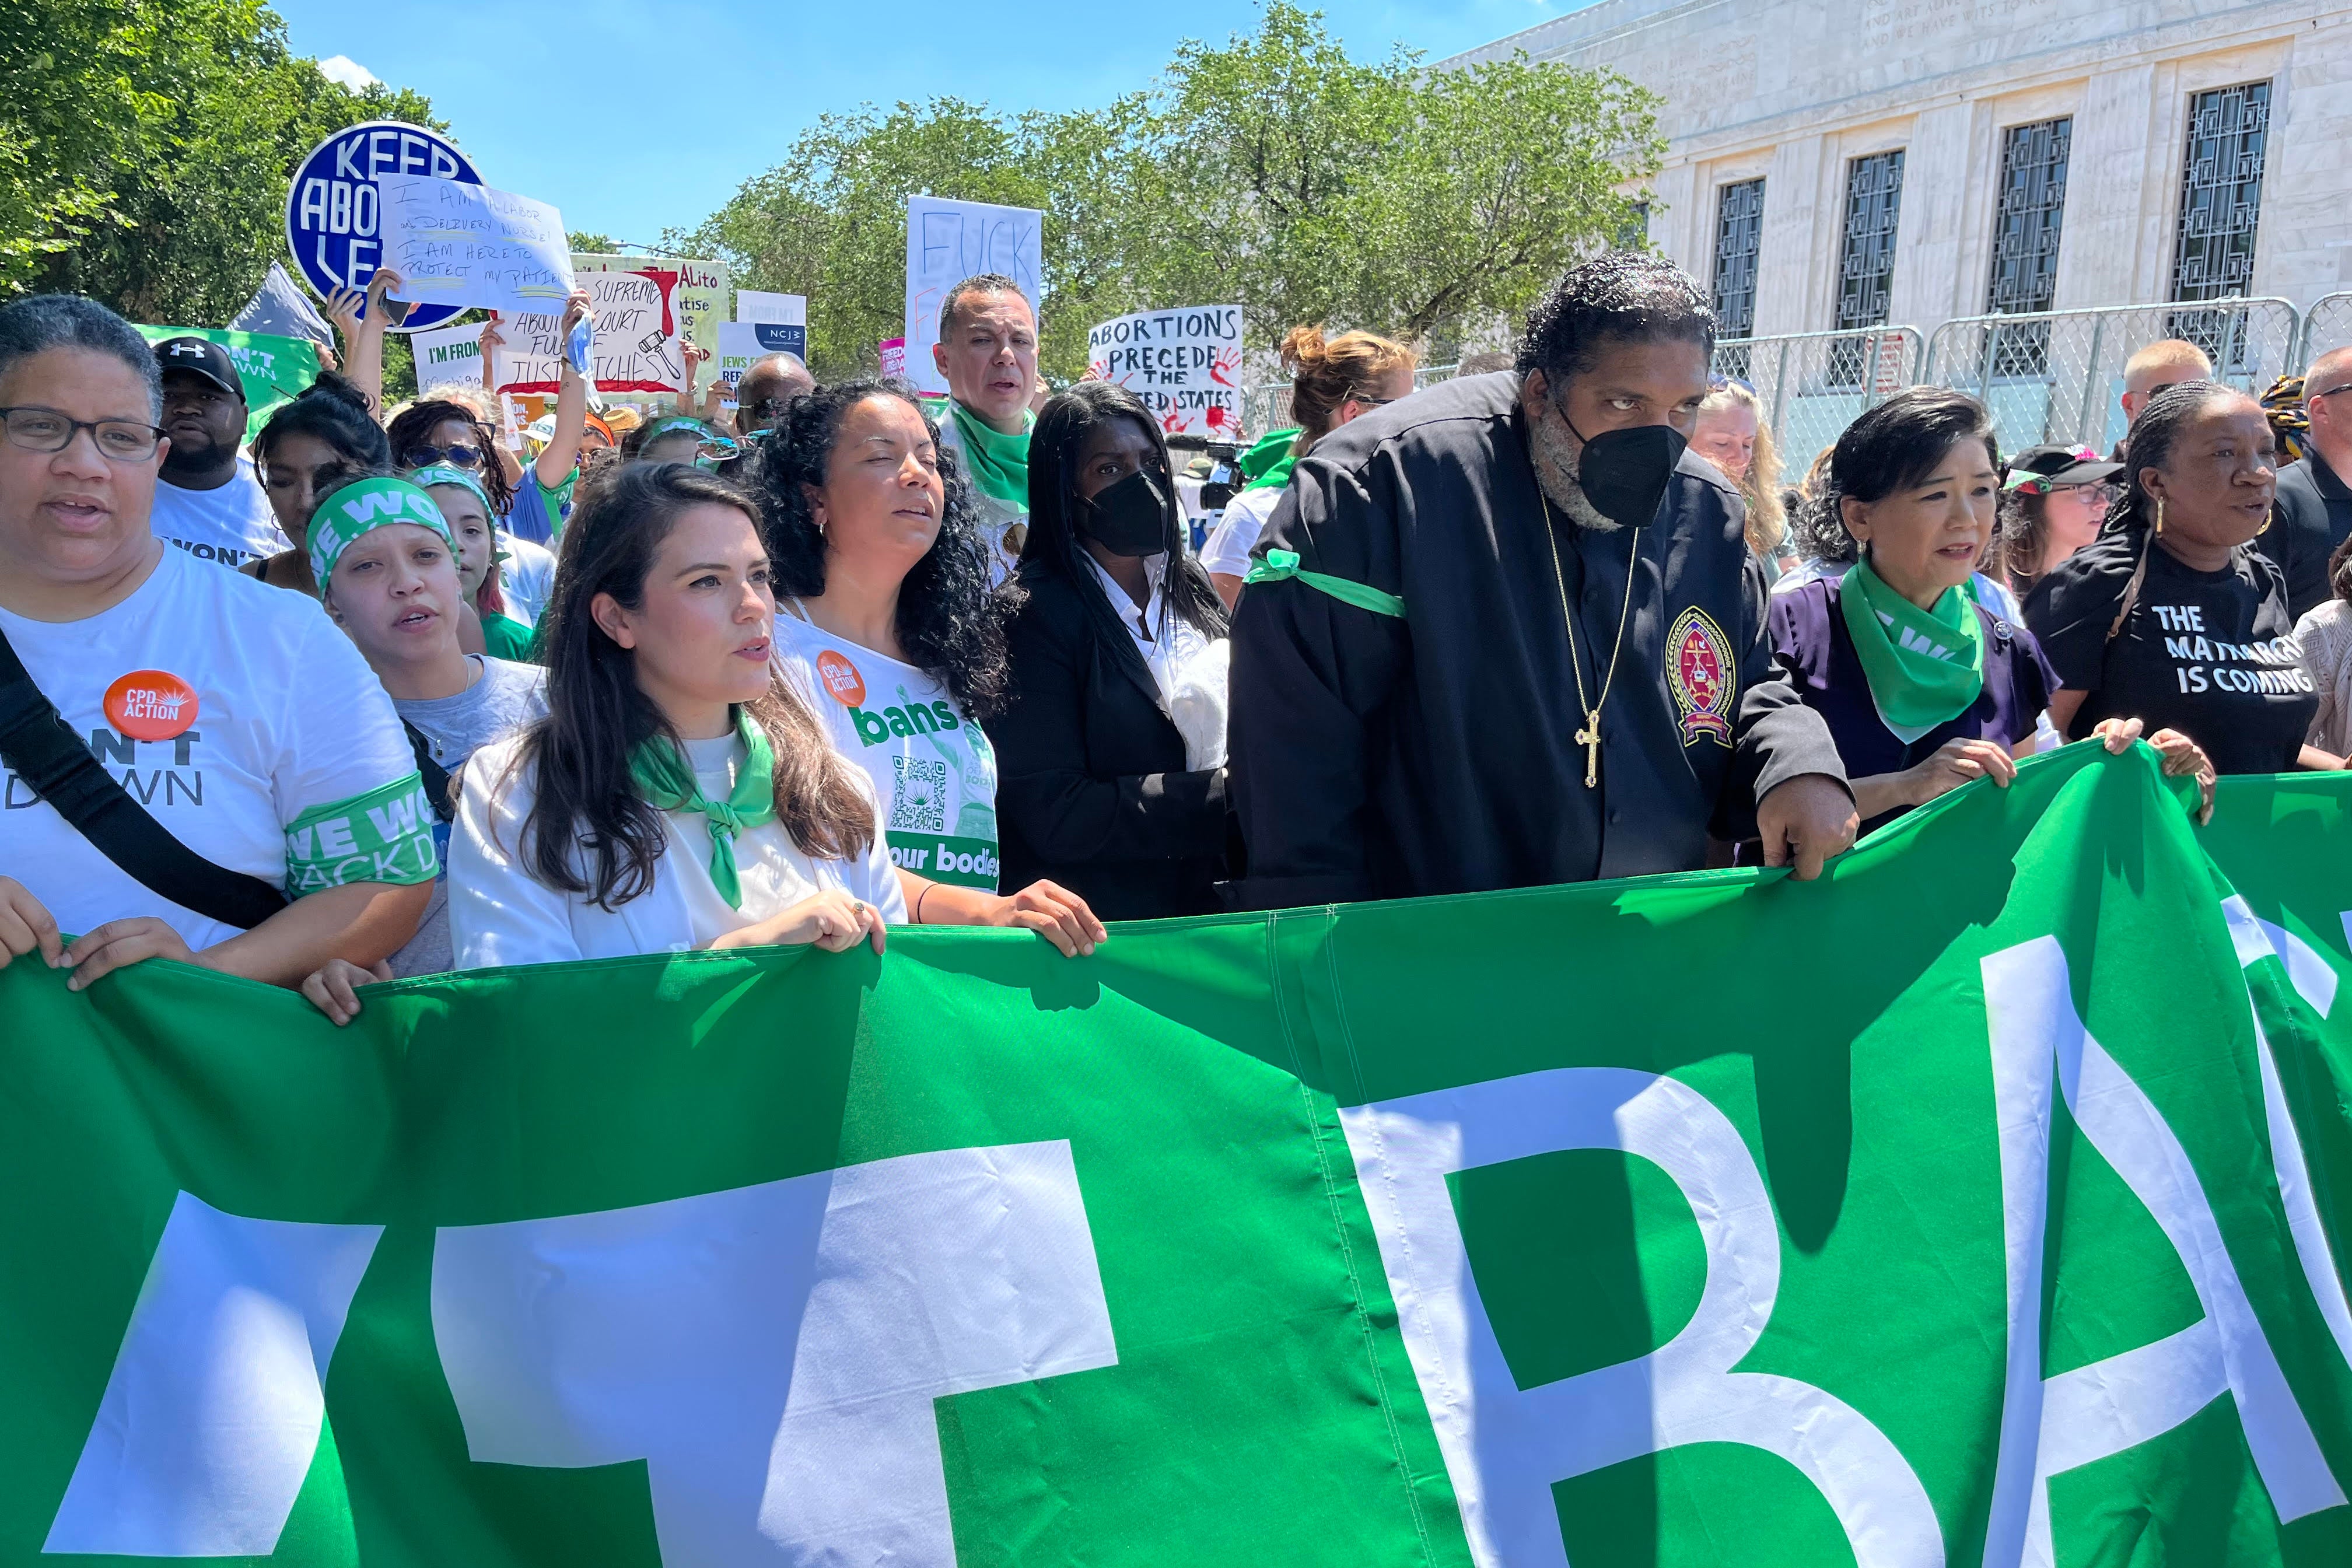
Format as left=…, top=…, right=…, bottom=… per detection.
left=0, top=544, right=435, bottom=950
left=773, top=607, right=1002, bottom=891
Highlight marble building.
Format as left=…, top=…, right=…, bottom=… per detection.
left=1446, top=0, right=2352, bottom=342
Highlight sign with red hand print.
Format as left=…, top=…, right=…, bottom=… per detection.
left=1085, top=306, right=1244, bottom=437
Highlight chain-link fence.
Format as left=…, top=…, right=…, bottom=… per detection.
left=1709, top=328, right=1922, bottom=469
left=2300, top=292, right=2352, bottom=368
left=1240, top=362, right=1461, bottom=439
left=1921, top=298, right=2300, bottom=457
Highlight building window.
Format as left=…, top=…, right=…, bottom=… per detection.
left=1832, top=150, right=1905, bottom=386
left=1712, top=179, right=1765, bottom=340
left=1984, top=117, right=2071, bottom=376
left=2172, top=80, right=2270, bottom=303
left=1615, top=200, right=1652, bottom=252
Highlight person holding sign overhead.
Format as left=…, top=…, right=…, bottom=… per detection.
left=928, top=273, right=1038, bottom=584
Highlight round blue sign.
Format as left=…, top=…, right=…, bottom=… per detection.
left=284, top=121, right=484, bottom=332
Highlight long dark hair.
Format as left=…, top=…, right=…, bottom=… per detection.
left=252, top=370, right=390, bottom=475
left=757, top=379, right=1012, bottom=719
left=1997, top=489, right=2053, bottom=597
left=386, top=397, right=515, bottom=515
left=1019, top=382, right=1228, bottom=639
left=1799, top=387, right=2000, bottom=566
left=513, top=464, right=873, bottom=909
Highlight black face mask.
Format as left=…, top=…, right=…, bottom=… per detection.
left=1564, top=408, right=1688, bottom=530
left=1080, top=467, right=1172, bottom=558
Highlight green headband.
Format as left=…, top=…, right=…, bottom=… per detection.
left=405, top=461, right=494, bottom=519
left=307, top=476, right=453, bottom=584
left=642, top=416, right=713, bottom=446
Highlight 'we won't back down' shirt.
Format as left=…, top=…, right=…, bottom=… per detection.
left=773, top=609, right=1002, bottom=891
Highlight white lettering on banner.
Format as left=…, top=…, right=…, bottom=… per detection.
left=2216, top=897, right=2352, bottom=1371
left=430, top=1141, right=1118, bottom=1566
left=43, top=1193, right=383, bottom=1555
left=1977, top=937, right=2343, bottom=1568
left=1338, top=1069, right=1944, bottom=1568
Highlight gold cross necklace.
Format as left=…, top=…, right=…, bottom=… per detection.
left=1534, top=485, right=1642, bottom=789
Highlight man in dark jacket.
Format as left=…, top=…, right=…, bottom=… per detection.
left=2276, top=346, right=2352, bottom=595
left=1225, top=256, right=1854, bottom=909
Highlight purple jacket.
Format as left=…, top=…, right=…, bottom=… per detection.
left=1768, top=575, right=2057, bottom=832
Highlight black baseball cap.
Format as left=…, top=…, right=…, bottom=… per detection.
left=152, top=337, right=242, bottom=399
left=2003, top=443, right=2122, bottom=494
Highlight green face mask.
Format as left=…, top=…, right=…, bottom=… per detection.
left=1837, top=556, right=1986, bottom=739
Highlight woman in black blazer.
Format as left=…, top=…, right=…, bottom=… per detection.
left=988, top=383, right=1232, bottom=919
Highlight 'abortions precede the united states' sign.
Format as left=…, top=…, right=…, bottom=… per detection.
left=1086, top=306, right=1244, bottom=437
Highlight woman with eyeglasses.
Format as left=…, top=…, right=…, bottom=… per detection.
left=0, top=294, right=433, bottom=992
left=626, top=415, right=739, bottom=471
left=1995, top=444, right=2120, bottom=601
left=1199, top=326, right=1415, bottom=610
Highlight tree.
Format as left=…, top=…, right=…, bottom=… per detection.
left=566, top=230, right=617, bottom=254
left=3, top=1, right=440, bottom=326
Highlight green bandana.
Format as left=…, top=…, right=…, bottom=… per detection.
left=307, top=476, right=453, bottom=586
left=1241, top=427, right=1304, bottom=492
left=1837, top=558, right=1986, bottom=739
left=626, top=714, right=777, bottom=909
left=405, top=462, right=492, bottom=519
left=945, top=400, right=1033, bottom=510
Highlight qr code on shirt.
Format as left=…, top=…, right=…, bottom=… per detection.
left=890, top=755, right=949, bottom=833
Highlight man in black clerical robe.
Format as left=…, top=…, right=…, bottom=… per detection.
left=1226, top=256, right=1856, bottom=909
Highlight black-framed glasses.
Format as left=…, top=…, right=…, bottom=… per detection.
left=1, top=406, right=166, bottom=461
left=2311, top=382, right=2352, bottom=402
left=400, top=442, right=483, bottom=469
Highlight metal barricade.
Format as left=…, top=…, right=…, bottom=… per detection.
left=2299, top=292, right=2352, bottom=368
left=1710, top=328, right=1923, bottom=468
left=1922, top=298, right=2300, bottom=457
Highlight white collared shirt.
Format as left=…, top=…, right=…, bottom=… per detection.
left=1084, top=551, right=1210, bottom=706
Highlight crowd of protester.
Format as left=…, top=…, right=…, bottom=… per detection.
left=2, top=250, right=2344, bottom=1019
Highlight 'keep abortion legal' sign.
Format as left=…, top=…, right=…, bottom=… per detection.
left=284, top=121, right=482, bottom=331
left=1086, top=306, right=1245, bottom=437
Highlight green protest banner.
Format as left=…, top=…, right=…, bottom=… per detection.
left=2, top=743, right=2348, bottom=1565
left=133, top=324, right=323, bottom=442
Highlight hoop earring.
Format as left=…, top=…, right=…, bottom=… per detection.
left=2257, top=506, right=2272, bottom=537
left=2155, top=496, right=2165, bottom=536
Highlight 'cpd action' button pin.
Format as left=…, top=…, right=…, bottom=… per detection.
left=104, top=670, right=198, bottom=742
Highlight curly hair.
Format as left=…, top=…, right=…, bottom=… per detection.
left=755, top=379, right=1012, bottom=719
left=514, top=464, right=874, bottom=909
left=386, top=397, right=515, bottom=515
left=1279, top=324, right=1416, bottom=446
left=1516, top=254, right=1716, bottom=385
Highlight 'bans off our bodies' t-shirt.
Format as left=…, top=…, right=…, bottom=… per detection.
left=2025, top=530, right=2316, bottom=775
left=772, top=608, right=1002, bottom=890
left=0, top=544, right=436, bottom=950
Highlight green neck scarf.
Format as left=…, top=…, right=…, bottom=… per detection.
left=1838, top=558, right=1986, bottom=738
left=947, top=400, right=1032, bottom=510
left=1241, top=427, right=1303, bottom=492
left=627, top=713, right=776, bottom=908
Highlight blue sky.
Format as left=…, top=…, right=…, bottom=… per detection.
left=271, top=1, right=1592, bottom=252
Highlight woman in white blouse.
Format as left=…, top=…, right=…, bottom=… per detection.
left=449, top=464, right=902, bottom=968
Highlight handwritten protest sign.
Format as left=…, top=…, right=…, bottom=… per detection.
left=575, top=254, right=729, bottom=398
left=1086, top=306, right=1245, bottom=437
left=285, top=122, right=481, bottom=330
left=132, top=325, right=320, bottom=442
left=410, top=321, right=487, bottom=394
left=491, top=267, right=682, bottom=398
left=736, top=289, right=804, bottom=326
left=903, top=196, right=1040, bottom=397
left=375, top=174, right=575, bottom=317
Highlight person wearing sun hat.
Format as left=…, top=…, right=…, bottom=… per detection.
left=1996, top=443, right=2122, bottom=601
left=300, top=474, right=549, bottom=1007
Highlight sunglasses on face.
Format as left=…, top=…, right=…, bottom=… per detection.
left=401, top=442, right=482, bottom=469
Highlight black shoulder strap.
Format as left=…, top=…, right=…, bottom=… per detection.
left=404, top=720, right=455, bottom=823
left=0, top=622, right=289, bottom=930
